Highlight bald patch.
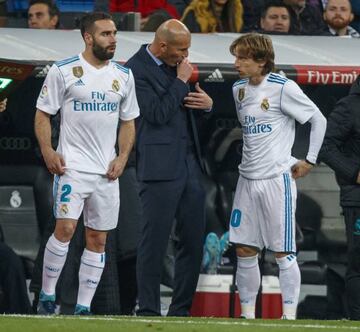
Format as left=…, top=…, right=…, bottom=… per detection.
left=155, top=19, right=190, bottom=45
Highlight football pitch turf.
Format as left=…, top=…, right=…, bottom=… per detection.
left=1, top=315, right=360, bottom=332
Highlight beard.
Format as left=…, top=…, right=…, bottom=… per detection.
left=92, top=41, right=115, bottom=61
left=328, top=16, right=351, bottom=30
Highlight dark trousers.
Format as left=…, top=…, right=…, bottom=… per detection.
left=136, top=152, right=206, bottom=316
left=0, top=242, right=32, bottom=314
left=343, top=207, right=360, bottom=320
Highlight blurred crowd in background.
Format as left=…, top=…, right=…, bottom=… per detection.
left=0, top=0, right=359, bottom=37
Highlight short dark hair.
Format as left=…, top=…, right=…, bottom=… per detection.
left=29, top=0, right=60, bottom=26
left=80, top=12, right=113, bottom=38
left=230, top=33, right=275, bottom=75
left=261, top=0, right=291, bottom=18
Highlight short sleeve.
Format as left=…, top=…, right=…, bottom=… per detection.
left=36, top=64, right=65, bottom=115
left=232, top=85, right=243, bottom=123
left=281, top=80, right=319, bottom=124
left=119, top=69, right=140, bottom=121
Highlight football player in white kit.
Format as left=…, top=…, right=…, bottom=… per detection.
left=34, top=12, right=139, bottom=315
left=228, top=33, right=326, bottom=320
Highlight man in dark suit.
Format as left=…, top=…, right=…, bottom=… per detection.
left=126, top=19, right=213, bottom=316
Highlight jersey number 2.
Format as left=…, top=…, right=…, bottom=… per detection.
left=60, top=184, right=72, bottom=202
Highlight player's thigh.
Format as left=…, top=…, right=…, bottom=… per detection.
left=259, top=173, right=297, bottom=253
left=84, top=176, right=120, bottom=231
left=53, top=170, right=91, bottom=221
left=229, top=176, right=262, bottom=249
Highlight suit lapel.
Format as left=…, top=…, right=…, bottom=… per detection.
left=139, top=45, right=175, bottom=89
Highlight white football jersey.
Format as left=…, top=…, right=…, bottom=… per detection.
left=232, top=73, right=319, bottom=179
left=37, top=53, right=139, bottom=174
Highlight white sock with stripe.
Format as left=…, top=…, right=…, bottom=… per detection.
left=77, top=249, right=105, bottom=309
left=276, top=254, right=301, bottom=320
left=236, top=255, right=260, bottom=319
left=42, top=233, right=69, bottom=296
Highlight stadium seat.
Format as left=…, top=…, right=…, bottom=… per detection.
left=0, top=164, right=53, bottom=261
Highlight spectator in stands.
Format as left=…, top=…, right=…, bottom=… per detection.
left=0, top=0, right=7, bottom=27
left=0, top=99, right=6, bottom=112
left=258, top=0, right=291, bottom=34
left=168, top=0, right=191, bottom=16
left=181, top=0, right=243, bottom=33
left=28, top=0, right=60, bottom=29
left=323, top=0, right=360, bottom=37
left=241, top=0, right=264, bottom=32
left=350, top=0, right=360, bottom=32
left=319, top=76, right=360, bottom=320
left=109, top=0, right=179, bottom=31
left=309, top=0, right=327, bottom=11
left=283, top=0, right=330, bottom=35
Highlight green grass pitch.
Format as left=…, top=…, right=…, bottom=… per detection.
left=1, top=315, right=360, bottom=332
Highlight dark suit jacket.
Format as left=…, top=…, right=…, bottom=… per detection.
left=126, top=44, right=200, bottom=181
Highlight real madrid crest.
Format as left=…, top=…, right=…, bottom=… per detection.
left=72, top=66, right=83, bottom=78
left=261, top=98, right=270, bottom=111
left=60, top=204, right=69, bottom=215
left=238, top=88, right=245, bottom=102
left=112, top=79, right=120, bottom=92
left=10, top=190, right=22, bottom=208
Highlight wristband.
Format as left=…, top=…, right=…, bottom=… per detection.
left=305, top=158, right=316, bottom=166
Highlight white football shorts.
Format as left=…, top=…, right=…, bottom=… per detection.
left=53, top=169, right=120, bottom=231
left=229, top=173, right=297, bottom=253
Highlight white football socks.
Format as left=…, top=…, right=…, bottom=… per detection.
left=276, top=254, right=301, bottom=320
left=77, top=249, right=105, bottom=308
left=236, top=255, right=260, bottom=319
left=42, top=234, right=70, bottom=296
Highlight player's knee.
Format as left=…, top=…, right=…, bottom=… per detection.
left=236, top=246, right=258, bottom=257
left=54, top=221, right=76, bottom=242
left=86, top=231, right=107, bottom=252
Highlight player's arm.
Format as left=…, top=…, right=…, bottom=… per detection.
left=291, top=109, right=327, bottom=179
left=35, top=109, right=65, bottom=175
left=280, top=80, right=327, bottom=179
left=107, top=70, right=139, bottom=180
left=35, top=64, right=66, bottom=175
left=106, top=119, right=135, bottom=180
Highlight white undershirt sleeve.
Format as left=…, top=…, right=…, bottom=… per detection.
left=306, top=109, right=327, bottom=164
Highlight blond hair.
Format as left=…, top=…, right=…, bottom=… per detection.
left=230, top=33, right=275, bottom=75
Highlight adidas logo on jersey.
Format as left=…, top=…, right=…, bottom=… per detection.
left=74, top=79, right=85, bottom=86
left=205, top=69, right=224, bottom=83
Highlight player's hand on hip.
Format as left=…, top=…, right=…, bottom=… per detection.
left=106, top=157, right=125, bottom=180
left=42, top=147, right=66, bottom=175
left=177, top=58, right=193, bottom=83
left=291, top=160, right=313, bottom=179
left=184, top=82, right=213, bottom=110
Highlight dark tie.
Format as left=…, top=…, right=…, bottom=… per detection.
left=160, top=63, right=177, bottom=77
